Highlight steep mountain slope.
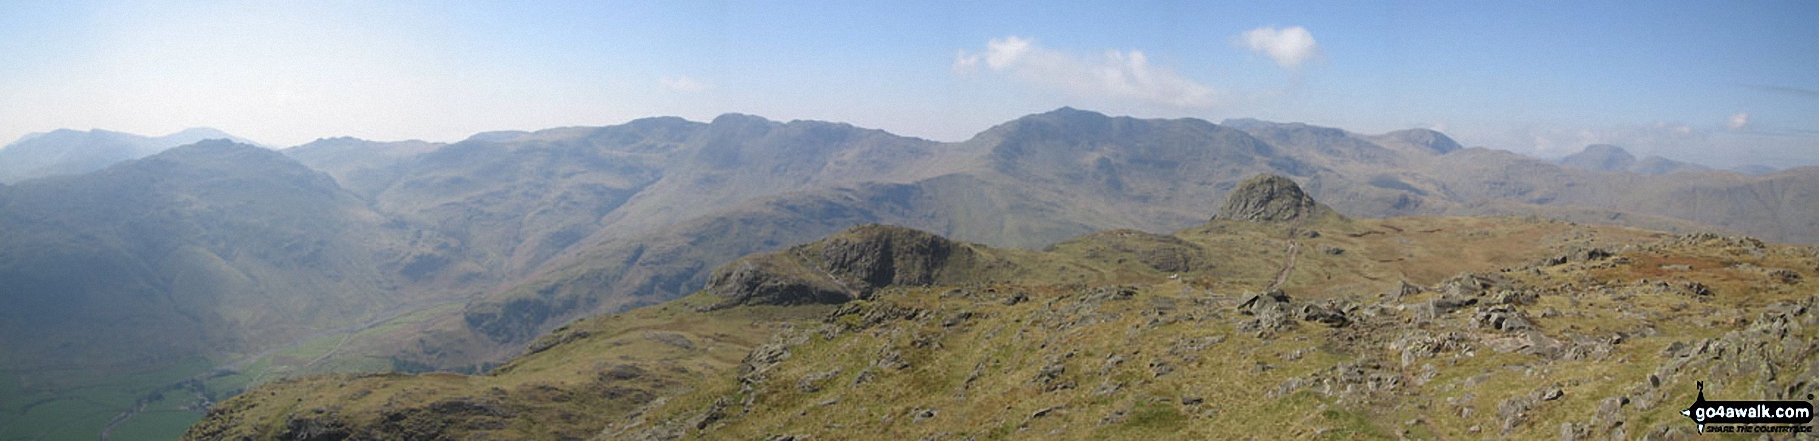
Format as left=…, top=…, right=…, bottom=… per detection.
left=0, top=141, right=415, bottom=439
left=0, top=128, right=259, bottom=184
left=187, top=176, right=1817, bottom=440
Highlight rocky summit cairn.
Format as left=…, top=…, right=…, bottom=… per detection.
left=1213, top=174, right=1324, bottom=223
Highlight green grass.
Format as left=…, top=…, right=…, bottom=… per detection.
left=36, top=411, right=117, bottom=441
left=204, top=356, right=270, bottom=398
left=0, top=355, right=228, bottom=441
left=1122, top=401, right=1187, bottom=432
left=109, top=410, right=202, bottom=441
left=2, top=397, right=99, bottom=440
left=274, top=334, right=344, bottom=364
left=1316, top=408, right=1394, bottom=440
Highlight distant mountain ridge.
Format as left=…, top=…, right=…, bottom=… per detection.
left=0, top=127, right=262, bottom=184
left=1556, top=143, right=1712, bottom=175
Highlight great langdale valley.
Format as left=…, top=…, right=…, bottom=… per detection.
left=0, top=108, right=1812, bottom=439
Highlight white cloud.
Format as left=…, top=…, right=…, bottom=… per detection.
left=1238, top=26, right=1319, bottom=70
left=953, top=36, right=1217, bottom=108
left=659, top=76, right=710, bottom=92
left=953, top=36, right=1032, bottom=72
left=1727, top=112, right=1749, bottom=130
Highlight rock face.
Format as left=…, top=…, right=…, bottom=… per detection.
left=704, top=224, right=982, bottom=308
left=818, top=225, right=965, bottom=289
left=1213, top=174, right=1325, bottom=223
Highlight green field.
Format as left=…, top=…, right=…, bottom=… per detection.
left=110, top=409, right=202, bottom=441
left=2, top=353, right=267, bottom=440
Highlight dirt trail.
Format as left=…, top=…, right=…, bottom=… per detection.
left=1267, top=206, right=1310, bottom=291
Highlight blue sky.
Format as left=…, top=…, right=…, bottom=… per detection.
left=1, top=1, right=1814, bottom=167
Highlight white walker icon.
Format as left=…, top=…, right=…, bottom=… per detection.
left=1681, top=381, right=1816, bottom=434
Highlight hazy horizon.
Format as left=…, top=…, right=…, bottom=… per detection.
left=2, top=1, right=1815, bottom=168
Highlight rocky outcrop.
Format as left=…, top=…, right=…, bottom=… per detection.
left=817, top=225, right=968, bottom=289
left=704, top=225, right=985, bottom=309
left=703, top=257, right=852, bottom=309
left=1212, top=174, right=1332, bottom=223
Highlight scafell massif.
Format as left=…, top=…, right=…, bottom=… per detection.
left=0, top=109, right=1813, bottom=439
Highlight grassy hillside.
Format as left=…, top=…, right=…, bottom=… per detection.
left=186, top=176, right=1812, bottom=439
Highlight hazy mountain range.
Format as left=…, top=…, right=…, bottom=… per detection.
left=0, top=128, right=263, bottom=184
left=1, top=108, right=1814, bottom=438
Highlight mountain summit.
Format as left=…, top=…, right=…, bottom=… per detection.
left=1559, top=144, right=1637, bottom=172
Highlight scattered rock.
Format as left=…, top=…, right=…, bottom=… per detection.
left=1390, top=280, right=1423, bottom=300
left=739, top=339, right=793, bottom=383
left=1098, top=409, right=1129, bottom=426
left=1769, top=269, right=1802, bottom=284
left=873, top=348, right=910, bottom=371
left=691, top=397, right=729, bottom=431
left=1021, top=406, right=1063, bottom=428
left=796, top=369, right=842, bottom=393
left=1149, top=360, right=1174, bottom=378
left=1239, top=290, right=1291, bottom=310
left=1300, top=302, right=1352, bottom=328
left=1471, top=306, right=1535, bottom=332
left=908, top=407, right=938, bottom=423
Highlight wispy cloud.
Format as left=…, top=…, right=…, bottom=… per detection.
left=1237, top=26, right=1319, bottom=70
left=954, top=36, right=1217, bottom=108
left=1743, top=84, right=1819, bottom=99
left=1727, top=112, right=1749, bottom=130
left=659, top=76, right=710, bottom=92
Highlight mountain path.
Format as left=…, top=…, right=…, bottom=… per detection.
left=1267, top=206, right=1310, bottom=291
